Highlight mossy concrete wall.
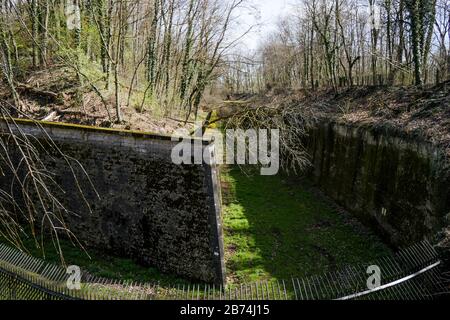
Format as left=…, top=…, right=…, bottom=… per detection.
left=0, top=119, right=225, bottom=285
left=307, top=121, right=450, bottom=246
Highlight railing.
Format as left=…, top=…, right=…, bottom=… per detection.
left=0, top=241, right=448, bottom=300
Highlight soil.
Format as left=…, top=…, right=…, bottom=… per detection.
left=0, top=65, right=192, bottom=135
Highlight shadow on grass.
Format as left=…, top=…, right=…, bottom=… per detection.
left=3, top=235, right=192, bottom=288
left=222, top=166, right=392, bottom=285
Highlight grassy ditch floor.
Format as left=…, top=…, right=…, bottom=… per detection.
left=1, top=166, right=391, bottom=290
left=221, top=167, right=392, bottom=285
left=3, top=235, right=189, bottom=287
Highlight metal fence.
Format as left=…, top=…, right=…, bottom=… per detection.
left=0, top=241, right=448, bottom=300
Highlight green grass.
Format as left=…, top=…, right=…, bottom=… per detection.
left=1, top=166, right=392, bottom=289
left=221, top=167, right=392, bottom=285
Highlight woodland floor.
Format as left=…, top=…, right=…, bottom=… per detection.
left=0, top=65, right=195, bottom=134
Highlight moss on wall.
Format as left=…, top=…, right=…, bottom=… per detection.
left=307, top=121, right=450, bottom=246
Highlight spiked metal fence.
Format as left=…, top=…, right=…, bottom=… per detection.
left=0, top=241, right=448, bottom=300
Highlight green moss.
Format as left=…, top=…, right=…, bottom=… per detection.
left=2, top=117, right=209, bottom=143
left=222, top=167, right=392, bottom=285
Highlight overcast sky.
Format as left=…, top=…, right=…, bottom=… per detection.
left=234, top=0, right=291, bottom=52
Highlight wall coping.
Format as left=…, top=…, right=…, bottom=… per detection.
left=0, top=118, right=212, bottom=145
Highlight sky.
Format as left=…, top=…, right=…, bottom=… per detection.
left=234, top=0, right=291, bottom=52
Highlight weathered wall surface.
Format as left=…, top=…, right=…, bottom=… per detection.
left=0, top=119, right=225, bottom=285
left=307, top=121, right=450, bottom=246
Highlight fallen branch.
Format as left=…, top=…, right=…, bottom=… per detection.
left=42, top=111, right=59, bottom=122
left=41, top=109, right=105, bottom=122
left=16, top=82, right=60, bottom=103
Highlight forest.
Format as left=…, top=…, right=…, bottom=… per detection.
left=227, top=0, right=449, bottom=93
left=0, top=0, right=447, bottom=126
left=0, top=0, right=251, bottom=125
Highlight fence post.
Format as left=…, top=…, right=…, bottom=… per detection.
left=8, top=274, right=17, bottom=300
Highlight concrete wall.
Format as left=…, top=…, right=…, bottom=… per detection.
left=0, top=119, right=225, bottom=285
left=307, top=121, right=450, bottom=246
